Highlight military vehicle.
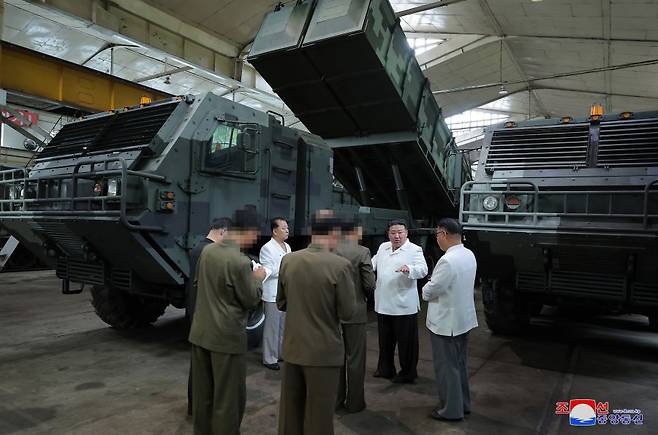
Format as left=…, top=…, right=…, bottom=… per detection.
left=1, top=167, right=34, bottom=272
left=460, top=108, right=658, bottom=333
left=0, top=93, right=408, bottom=333
left=0, top=0, right=472, bottom=336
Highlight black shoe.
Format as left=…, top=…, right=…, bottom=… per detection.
left=391, top=374, right=415, bottom=384
left=373, top=370, right=394, bottom=379
left=464, top=409, right=471, bottom=415
left=429, top=410, right=463, bottom=422
left=263, top=362, right=280, bottom=371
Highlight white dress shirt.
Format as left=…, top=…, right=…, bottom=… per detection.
left=422, top=244, right=478, bottom=336
left=259, top=238, right=291, bottom=303
left=372, top=240, right=428, bottom=315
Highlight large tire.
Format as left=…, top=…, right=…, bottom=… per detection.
left=246, top=302, right=265, bottom=349
left=482, top=280, right=530, bottom=335
left=91, top=285, right=168, bottom=329
left=649, top=313, right=658, bottom=332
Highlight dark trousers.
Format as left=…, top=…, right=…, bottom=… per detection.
left=376, top=313, right=419, bottom=380
left=278, top=362, right=340, bottom=435
left=336, top=323, right=367, bottom=412
left=430, top=332, right=471, bottom=419
left=186, top=287, right=196, bottom=415
left=187, top=354, right=194, bottom=416
left=191, top=345, right=246, bottom=435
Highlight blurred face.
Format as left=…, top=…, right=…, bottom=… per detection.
left=236, top=228, right=260, bottom=249
left=328, top=229, right=340, bottom=251
left=342, top=229, right=358, bottom=243
left=388, top=224, right=407, bottom=250
left=312, top=229, right=340, bottom=251
left=272, top=219, right=289, bottom=242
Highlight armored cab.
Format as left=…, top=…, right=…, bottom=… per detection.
left=461, top=110, right=658, bottom=333
left=247, top=0, right=471, bottom=221
left=0, top=93, right=406, bottom=331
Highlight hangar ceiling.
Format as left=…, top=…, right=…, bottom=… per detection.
left=3, top=0, right=658, bottom=130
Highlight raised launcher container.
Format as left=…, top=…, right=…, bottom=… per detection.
left=248, top=0, right=470, bottom=218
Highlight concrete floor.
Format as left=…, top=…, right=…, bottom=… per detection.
left=1, top=270, right=657, bottom=435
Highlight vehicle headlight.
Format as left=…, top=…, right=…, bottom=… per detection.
left=505, top=195, right=521, bottom=211
left=483, top=195, right=499, bottom=211
left=107, top=178, right=120, bottom=197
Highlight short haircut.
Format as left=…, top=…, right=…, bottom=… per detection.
left=270, top=217, right=287, bottom=231
left=310, top=215, right=339, bottom=235
left=232, top=206, right=260, bottom=230
left=210, top=217, right=231, bottom=231
left=437, top=218, right=462, bottom=236
left=387, top=219, right=407, bottom=230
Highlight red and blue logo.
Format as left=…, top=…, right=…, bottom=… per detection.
left=556, top=399, right=643, bottom=427
left=569, top=399, right=597, bottom=426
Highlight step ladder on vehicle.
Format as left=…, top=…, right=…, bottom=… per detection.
left=0, top=236, right=20, bottom=271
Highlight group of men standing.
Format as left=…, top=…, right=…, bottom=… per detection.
left=371, top=218, right=478, bottom=422
left=186, top=208, right=478, bottom=434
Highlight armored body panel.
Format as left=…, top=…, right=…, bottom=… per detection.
left=0, top=93, right=406, bottom=329
left=460, top=112, right=658, bottom=332
left=248, top=0, right=470, bottom=219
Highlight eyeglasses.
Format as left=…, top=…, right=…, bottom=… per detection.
left=435, top=230, right=447, bottom=237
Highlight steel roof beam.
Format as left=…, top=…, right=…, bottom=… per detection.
left=395, top=0, right=469, bottom=17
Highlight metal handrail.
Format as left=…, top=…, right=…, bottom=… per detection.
left=460, top=180, right=540, bottom=226
left=644, top=179, right=658, bottom=228
left=0, top=158, right=168, bottom=232
left=460, top=179, right=658, bottom=231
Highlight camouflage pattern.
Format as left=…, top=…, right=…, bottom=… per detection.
left=248, top=0, right=471, bottom=220
left=0, top=93, right=406, bottom=311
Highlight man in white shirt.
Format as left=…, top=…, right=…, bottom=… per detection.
left=259, top=217, right=291, bottom=370
left=422, top=218, right=477, bottom=422
left=372, top=220, right=428, bottom=384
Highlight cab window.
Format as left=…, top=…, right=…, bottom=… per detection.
left=206, top=124, right=239, bottom=167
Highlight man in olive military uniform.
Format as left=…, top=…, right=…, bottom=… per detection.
left=187, top=217, right=230, bottom=416
left=276, top=216, right=356, bottom=435
left=187, top=217, right=231, bottom=323
left=335, top=218, right=376, bottom=413
left=188, top=207, right=266, bottom=435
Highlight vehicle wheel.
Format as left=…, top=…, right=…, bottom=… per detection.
left=649, top=313, right=658, bottom=332
left=91, top=285, right=168, bottom=329
left=528, top=301, right=544, bottom=317
left=419, top=237, right=442, bottom=289
left=246, top=302, right=265, bottom=349
left=185, top=281, right=194, bottom=331
left=482, top=280, right=530, bottom=335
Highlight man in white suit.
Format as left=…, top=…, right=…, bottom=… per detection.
left=422, top=218, right=478, bottom=422
left=259, top=217, right=291, bottom=370
left=372, top=220, right=428, bottom=384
